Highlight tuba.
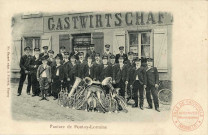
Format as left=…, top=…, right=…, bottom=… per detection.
left=83, top=77, right=93, bottom=85
left=68, top=77, right=82, bottom=97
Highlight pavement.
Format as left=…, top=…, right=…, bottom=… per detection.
left=11, top=83, right=171, bottom=122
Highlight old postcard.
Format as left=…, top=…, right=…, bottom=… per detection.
left=0, top=0, right=207, bottom=135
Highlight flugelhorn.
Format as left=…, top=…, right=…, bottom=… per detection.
left=68, top=77, right=82, bottom=97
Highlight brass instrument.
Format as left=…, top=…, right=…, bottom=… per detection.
left=68, top=77, right=82, bottom=97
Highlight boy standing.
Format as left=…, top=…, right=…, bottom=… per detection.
left=146, top=58, right=160, bottom=112
left=37, top=55, right=51, bottom=101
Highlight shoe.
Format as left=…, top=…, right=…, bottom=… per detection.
left=155, top=108, right=160, bottom=112
left=140, top=106, right=144, bottom=110
left=27, top=92, right=30, bottom=95
left=39, top=98, right=44, bottom=101
left=44, top=97, right=49, bottom=101
left=147, top=106, right=153, bottom=109
left=17, top=93, right=21, bottom=96
left=32, top=94, right=35, bottom=97
left=132, top=104, right=138, bottom=108
left=94, top=108, right=98, bottom=112
left=53, top=97, right=57, bottom=100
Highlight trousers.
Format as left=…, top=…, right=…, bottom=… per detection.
left=17, top=72, right=31, bottom=94
left=146, top=85, right=159, bottom=109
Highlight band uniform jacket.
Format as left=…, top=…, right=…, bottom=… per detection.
left=110, top=63, right=118, bottom=81
left=146, top=67, right=159, bottom=86
left=70, top=51, right=79, bottom=60
left=37, top=64, right=51, bottom=80
left=19, top=54, right=32, bottom=74
left=68, top=62, right=78, bottom=81
left=51, top=64, right=64, bottom=81
left=115, top=53, right=128, bottom=63
left=103, top=52, right=112, bottom=62
left=91, top=61, right=102, bottom=81
left=114, top=64, right=128, bottom=83
left=85, top=62, right=94, bottom=78
left=29, top=56, right=42, bottom=74
left=86, top=50, right=96, bottom=61
left=126, top=60, right=136, bottom=83
left=76, top=60, right=88, bottom=79
left=99, top=64, right=112, bottom=81
left=128, top=67, right=147, bottom=86
left=63, top=61, right=71, bottom=79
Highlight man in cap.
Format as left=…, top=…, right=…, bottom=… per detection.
left=145, top=58, right=160, bottom=112
left=59, top=46, right=66, bottom=62
left=109, top=55, right=117, bottom=86
left=51, top=54, right=64, bottom=100
left=92, top=53, right=102, bottom=81
left=29, top=48, right=42, bottom=97
left=17, top=46, right=32, bottom=96
left=68, top=55, right=78, bottom=92
left=47, top=50, right=55, bottom=67
left=70, top=45, right=79, bottom=60
left=77, top=52, right=87, bottom=79
left=114, top=56, right=128, bottom=98
left=126, top=52, right=136, bottom=99
left=39, top=46, right=49, bottom=57
left=115, top=46, right=128, bottom=63
left=62, top=52, right=71, bottom=92
left=37, top=55, right=51, bottom=101
left=127, top=58, right=147, bottom=110
left=86, top=44, right=96, bottom=62
left=85, top=56, right=94, bottom=79
left=103, top=44, right=112, bottom=62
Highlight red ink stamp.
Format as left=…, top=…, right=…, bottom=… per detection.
left=172, top=99, right=204, bottom=131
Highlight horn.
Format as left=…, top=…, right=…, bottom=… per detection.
left=102, top=77, right=114, bottom=90
left=68, top=77, right=82, bottom=97
left=83, top=77, right=93, bottom=85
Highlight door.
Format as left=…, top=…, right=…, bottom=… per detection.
left=92, top=32, right=104, bottom=55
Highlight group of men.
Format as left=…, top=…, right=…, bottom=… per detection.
left=17, top=43, right=160, bottom=112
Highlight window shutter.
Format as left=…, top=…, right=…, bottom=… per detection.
left=41, top=35, right=51, bottom=52
left=113, top=31, right=126, bottom=54
left=11, top=37, right=22, bottom=72
left=92, top=32, right=104, bottom=55
left=153, top=28, right=168, bottom=72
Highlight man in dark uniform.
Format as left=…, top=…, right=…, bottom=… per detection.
left=59, top=46, right=66, bottom=58
left=85, top=44, right=96, bottom=62
left=126, top=52, right=136, bottom=99
left=62, top=52, right=71, bottom=92
left=85, top=56, right=94, bottom=79
left=39, top=46, right=49, bottom=57
left=29, top=48, right=42, bottom=97
left=70, top=45, right=79, bottom=60
left=51, top=54, right=64, bottom=100
left=145, top=58, right=160, bottom=112
left=47, top=50, right=55, bottom=67
left=76, top=52, right=87, bottom=79
left=115, top=46, right=128, bottom=63
left=92, top=53, right=102, bottom=81
left=110, top=55, right=117, bottom=86
left=127, top=58, right=147, bottom=110
left=114, top=56, right=128, bottom=98
left=103, top=44, right=112, bottom=62
left=17, top=46, right=32, bottom=96
left=68, top=56, right=78, bottom=92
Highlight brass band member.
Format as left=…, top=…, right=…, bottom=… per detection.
left=39, top=46, right=49, bottom=57
left=62, top=52, right=71, bottom=92
left=115, top=46, right=128, bottom=63
left=86, top=44, right=96, bottom=62
left=70, top=45, right=79, bottom=60
left=47, top=50, right=55, bottom=67
left=92, top=53, right=102, bottom=81
left=145, top=58, right=160, bottom=112
left=103, top=44, right=112, bottom=62
left=85, top=56, right=94, bottom=79
left=77, top=52, right=87, bottom=79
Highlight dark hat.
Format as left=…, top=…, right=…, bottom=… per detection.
left=119, top=46, right=124, bottom=50
left=55, top=54, right=63, bottom=60
left=105, top=44, right=110, bottom=48
left=41, top=55, right=49, bottom=61
left=110, top=55, right=115, bottom=59
left=128, top=52, right=134, bottom=55
left=60, top=46, right=65, bottom=49
left=48, top=50, right=54, bottom=54
left=95, top=53, right=100, bottom=57
left=146, top=58, right=154, bottom=62
left=90, top=44, right=95, bottom=47
left=134, top=57, right=141, bottom=62
left=102, top=55, right=108, bottom=59
left=24, top=46, right=30, bottom=51
left=118, top=56, right=124, bottom=60
left=79, top=52, right=84, bottom=56
left=64, top=52, right=70, bottom=55
left=34, top=48, right=40, bottom=51
left=42, top=46, right=48, bottom=49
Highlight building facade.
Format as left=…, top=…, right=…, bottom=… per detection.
left=11, top=12, right=173, bottom=82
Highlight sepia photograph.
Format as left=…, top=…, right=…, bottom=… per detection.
left=10, top=11, right=173, bottom=121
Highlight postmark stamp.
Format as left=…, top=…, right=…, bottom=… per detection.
left=172, top=99, right=204, bottom=131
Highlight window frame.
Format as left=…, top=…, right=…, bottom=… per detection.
left=23, top=36, right=41, bottom=56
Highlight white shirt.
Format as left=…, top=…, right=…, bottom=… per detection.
left=119, top=63, right=124, bottom=70
left=56, top=64, right=61, bottom=76
left=88, top=62, right=92, bottom=74
left=41, top=65, right=47, bottom=77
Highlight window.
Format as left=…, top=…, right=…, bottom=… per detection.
left=24, top=37, right=40, bottom=55
left=129, top=31, right=151, bottom=59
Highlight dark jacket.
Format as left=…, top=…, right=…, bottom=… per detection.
left=115, top=53, right=128, bottom=63
left=37, top=64, right=51, bottom=80
left=127, top=67, right=147, bottom=86
left=19, top=55, right=32, bottom=73
left=114, top=64, right=128, bottom=83
left=146, top=67, right=159, bottom=86
left=70, top=52, right=79, bottom=60
left=110, top=63, right=118, bottom=81
left=63, top=61, right=71, bottom=79
left=47, top=58, right=55, bottom=67
left=68, top=62, right=78, bottom=80
left=77, top=60, right=88, bottom=79
left=86, top=50, right=96, bottom=62
left=51, top=64, right=64, bottom=81
left=99, top=64, right=112, bottom=81
left=85, top=62, right=94, bottom=78
left=91, top=61, right=102, bottom=81
left=29, top=56, right=42, bottom=74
